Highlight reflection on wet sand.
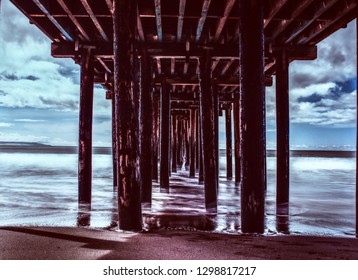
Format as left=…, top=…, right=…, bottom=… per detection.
left=78, top=170, right=265, bottom=234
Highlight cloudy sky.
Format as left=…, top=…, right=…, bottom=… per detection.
left=0, top=0, right=357, bottom=149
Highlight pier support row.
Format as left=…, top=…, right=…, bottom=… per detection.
left=238, top=0, right=266, bottom=233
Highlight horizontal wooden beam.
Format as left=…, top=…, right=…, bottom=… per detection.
left=96, top=73, right=273, bottom=87
left=144, top=42, right=240, bottom=58
left=52, top=41, right=316, bottom=64
left=155, top=75, right=273, bottom=87
left=273, top=45, right=317, bottom=60
left=51, top=42, right=113, bottom=58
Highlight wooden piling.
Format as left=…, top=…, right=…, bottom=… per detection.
left=198, top=101, right=204, bottom=183
left=78, top=48, right=94, bottom=206
left=198, top=110, right=204, bottom=184
left=152, top=90, right=159, bottom=182
left=233, top=90, right=241, bottom=185
left=160, top=81, right=171, bottom=189
left=190, top=108, right=196, bottom=177
left=111, top=91, right=118, bottom=190
left=238, top=0, right=266, bottom=233
left=140, top=55, right=153, bottom=203
left=185, top=117, right=190, bottom=168
left=213, top=84, right=220, bottom=186
left=113, top=0, right=142, bottom=231
left=176, top=118, right=182, bottom=166
left=225, top=104, right=233, bottom=179
left=172, top=114, right=177, bottom=173
left=275, top=50, right=290, bottom=215
left=196, top=108, right=200, bottom=171
left=199, top=53, right=218, bottom=209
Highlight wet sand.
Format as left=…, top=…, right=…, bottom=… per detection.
left=1, top=226, right=358, bottom=260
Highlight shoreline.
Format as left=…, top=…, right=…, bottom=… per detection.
left=1, top=226, right=358, bottom=260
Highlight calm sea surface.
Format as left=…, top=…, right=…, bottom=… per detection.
left=0, top=145, right=355, bottom=237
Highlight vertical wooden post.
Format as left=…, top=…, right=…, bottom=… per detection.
left=78, top=48, right=94, bottom=206
left=190, top=108, right=196, bottom=177
left=111, top=91, right=118, bottom=190
left=199, top=53, right=218, bottom=209
left=185, top=117, right=190, bottom=168
left=176, top=118, right=182, bottom=166
left=225, top=104, right=233, bottom=179
left=213, top=84, right=220, bottom=186
left=238, top=0, right=266, bottom=233
left=160, top=81, right=171, bottom=188
left=233, top=90, right=241, bottom=185
left=140, top=55, right=153, bottom=203
left=113, top=0, right=142, bottom=231
left=275, top=50, right=290, bottom=215
left=152, top=90, right=159, bottom=182
left=196, top=108, right=200, bottom=170
left=198, top=99, right=204, bottom=183
left=172, top=114, right=177, bottom=173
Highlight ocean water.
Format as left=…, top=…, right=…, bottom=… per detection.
left=0, top=145, right=355, bottom=237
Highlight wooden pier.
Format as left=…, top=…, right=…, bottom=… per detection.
left=7, top=0, right=358, bottom=234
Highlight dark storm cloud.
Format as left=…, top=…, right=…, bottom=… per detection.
left=297, top=93, right=323, bottom=103
left=291, top=72, right=334, bottom=89
left=58, top=65, right=80, bottom=84
left=39, top=96, right=79, bottom=111
left=24, top=75, right=40, bottom=81
left=0, top=89, right=7, bottom=96
left=0, top=71, right=40, bottom=81
left=1, top=72, right=18, bottom=80
left=297, top=79, right=356, bottom=104
left=297, top=79, right=356, bottom=103
left=333, top=79, right=356, bottom=93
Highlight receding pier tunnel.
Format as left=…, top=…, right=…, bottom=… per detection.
left=3, top=0, right=358, bottom=234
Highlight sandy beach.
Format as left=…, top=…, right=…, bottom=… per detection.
left=1, top=226, right=358, bottom=260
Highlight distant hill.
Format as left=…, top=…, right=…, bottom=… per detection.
left=0, top=142, right=112, bottom=155
left=0, top=141, right=51, bottom=147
